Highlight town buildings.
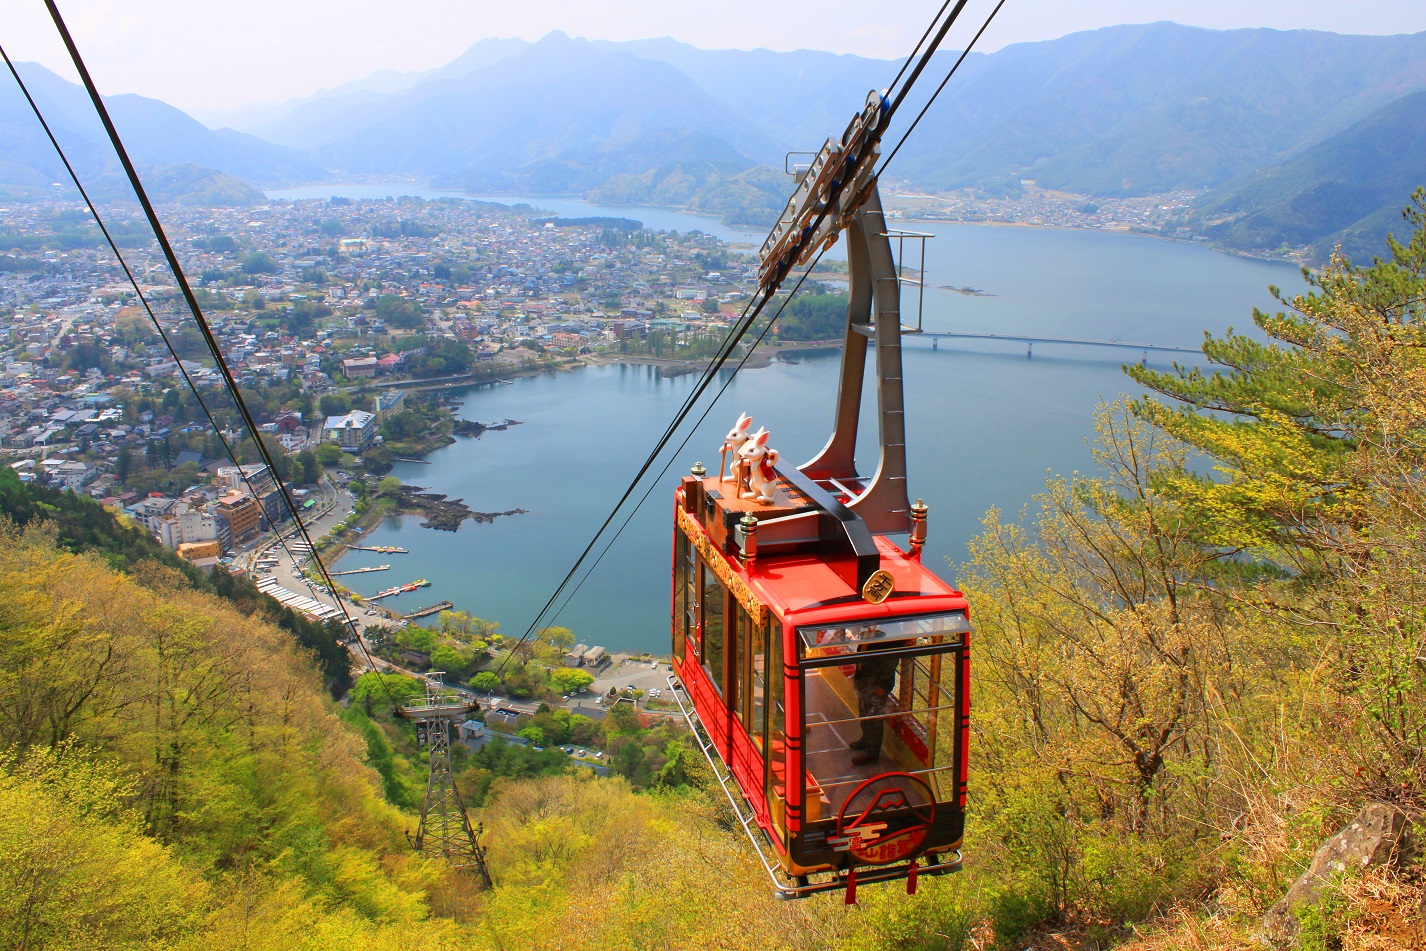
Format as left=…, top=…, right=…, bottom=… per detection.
left=1, top=194, right=759, bottom=557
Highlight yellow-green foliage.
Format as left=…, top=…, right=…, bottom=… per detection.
left=931, top=194, right=1426, bottom=948
left=0, top=518, right=859, bottom=950
left=0, top=520, right=454, bottom=949
left=471, top=775, right=848, bottom=950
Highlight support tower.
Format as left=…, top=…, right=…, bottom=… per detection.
left=399, top=673, right=492, bottom=888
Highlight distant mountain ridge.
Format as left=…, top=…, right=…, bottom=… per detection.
left=1192, top=90, right=1426, bottom=260
left=2, top=23, right=1424, bottom=258
left=311, top=35, right=783, bottom=184
left=0, top=61, right=323, bottom=198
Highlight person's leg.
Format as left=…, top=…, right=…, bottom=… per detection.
left=852, top=691, right=885, bottom=764
left=850, top=680, right=872, bottom=749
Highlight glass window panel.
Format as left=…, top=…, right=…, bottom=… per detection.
left=700, top=563, right=724, bottom=694
left=766, top=624, right=787, bottom=833
left=673, top=534, right=688, bottom=663
left=801, top=635, right=960, bottom=815
left=798, top=612, right=970, bottom=656
left=749, top=616, right=767, bottom=750
left=684, top=550, right=701, bottom=660
left=732, top=605, right=749, bottom=718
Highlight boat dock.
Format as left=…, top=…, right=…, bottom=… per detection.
left=366, top=579, right=432, bottom=601
left=353, top=545, right=409, bottom=554
left=330, top=564, right=390, bottom=576
left=402, top=600, right=454, bottom=620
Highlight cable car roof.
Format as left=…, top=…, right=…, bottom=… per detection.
left=744, top=535, right=967, bottom=623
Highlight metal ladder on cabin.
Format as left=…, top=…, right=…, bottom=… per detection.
left=667, top=674, right=804, bottom=898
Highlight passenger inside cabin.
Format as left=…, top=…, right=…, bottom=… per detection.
left=850, top=634, right=899, bottom=765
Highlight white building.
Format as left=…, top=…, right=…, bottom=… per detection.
left=155, top=504, right=223, bottom=551
left=324, top=410, right=377, bottom=451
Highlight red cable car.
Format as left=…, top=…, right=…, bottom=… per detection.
left=670, top=172, right=970, bottom=900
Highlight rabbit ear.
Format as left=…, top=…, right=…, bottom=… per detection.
left=737, top=413, right=752, bottom=431
left=755, top=429, right=770, bottom=447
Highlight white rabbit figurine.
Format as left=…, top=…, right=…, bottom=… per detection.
left=738, top=428, right=780, bottom=503
left=720, top=412, right=753, bottom=486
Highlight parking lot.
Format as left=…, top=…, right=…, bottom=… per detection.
left=588, top=655, right=676, bottom=706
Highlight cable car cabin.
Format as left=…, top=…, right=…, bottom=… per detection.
left=670, top=463, right=969, bottom=898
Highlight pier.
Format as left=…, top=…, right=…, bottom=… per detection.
left=352, top=545, right=409, bottom=554
left=913, top=331, right=1201, bottom=359
left=402, top=601, right=454, bottom=620
left=330, top=564, right=390, bottom=576
left=366, top=579, right=432, bottom=601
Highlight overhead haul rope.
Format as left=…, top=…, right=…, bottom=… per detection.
left=882, top=0, right=957, bottom=105
left=542, top=0, right=1010, bottom=633
left=877, top=0, right=1008, bottom=176
left=495, top=0, right=988, bottom=669
left=35, top=2, right=396, bottom=705
left=544, top=246, right=831, bottom=630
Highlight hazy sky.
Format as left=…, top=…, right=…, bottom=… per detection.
left=6, top=0, right=1426, bottom=115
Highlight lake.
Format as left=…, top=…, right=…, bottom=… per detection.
left=273, top=185, right=1299, bottom=653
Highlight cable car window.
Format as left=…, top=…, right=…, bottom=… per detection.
left=766, top=625, right=787, bottom=832
left=673, top=534, right=690, bottom=663
left=684, top=552, right=702, bottom=661
left=700, top=564, right=725, bottom=694
left=673, top=536, right=695, bottom=661
left=797, top=613, right=969, bottom=655
left=796, top=615, right=965, bottom=817
left=744, top=611, right=767, bottom=750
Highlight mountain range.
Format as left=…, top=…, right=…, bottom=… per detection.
left=3, top=24, right=1425, bottom=258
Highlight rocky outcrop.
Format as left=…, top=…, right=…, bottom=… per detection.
left=394, top=485, right=527, bottom=532
left=452, top=418, right=522, bottom=437
left=1264, top=803, right=1410, bottom=941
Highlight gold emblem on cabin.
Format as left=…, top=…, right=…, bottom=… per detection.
left=861, top=569, right=895, bottom=604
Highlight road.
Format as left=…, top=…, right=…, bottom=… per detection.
left=242, top=475, right=386, bottom=639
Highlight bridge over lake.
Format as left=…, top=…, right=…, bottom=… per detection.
left=910, top=331, right=1201, bottom=359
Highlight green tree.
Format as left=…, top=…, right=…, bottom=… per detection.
left=0, top=746, right=206, bottom=947
left=779, top=292, right=848, bottom=340
left=313, top=442, right=344, bottom=466
left=319, top=393, right=350, bottom=417
left=296, top=448, right=320, bottom=485
left=549, top=668, right=594, bottom=695
left=536, top=626, right=575, bottom=652
left=429, top=644, right=470, bottom=674
left=604, top=701, right=642, bottom=736
left=437, top=610, right=498, bottom=642
left=1127, top=190, right=1426, bottom=773
left=349, top=671, right=424, bottom=707
left=373, top=294, right=424, bottom=329
left=472, top=671, right=501, bottom=692
left=241, top=252, right=277, bottom=274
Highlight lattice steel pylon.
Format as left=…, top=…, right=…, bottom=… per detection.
left=399, top=673, right=492, bottom=888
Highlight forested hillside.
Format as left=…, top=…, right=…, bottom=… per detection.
left=1193, top=91, right=1426, bottom=260
left=0, top=516, right=843, bottom=950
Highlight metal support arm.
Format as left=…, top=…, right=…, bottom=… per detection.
left=798, top=184, right=912, bottom=536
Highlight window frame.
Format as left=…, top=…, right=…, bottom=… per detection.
left=699, top=561, right=726, bottom=695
